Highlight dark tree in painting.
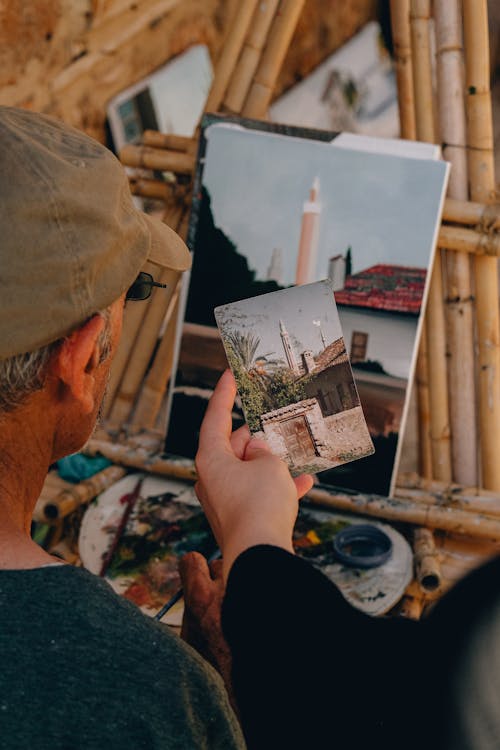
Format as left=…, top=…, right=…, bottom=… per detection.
left=185, top=186, right=284, bottom=326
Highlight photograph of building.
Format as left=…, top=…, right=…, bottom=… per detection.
left=215, top=281, right=374, bottom=476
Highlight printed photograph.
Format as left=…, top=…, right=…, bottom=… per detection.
left=215, top=281, right=374, bottom=476
left=166, top=115, right=449, bottom=496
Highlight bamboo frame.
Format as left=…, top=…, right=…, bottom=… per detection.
left=463, top=0, right=500, bottom=491
left=415, top=339, right=432, bottom=478
left=242, top=0, right=307, bottom=118
left=389, top=0, right=416, bottom=140
left=39, top=466, right=127, bottom=522
left=102, top=260, right=155, bottom=419
left=413, top=527, right=442, bottom=592
left=434, top=0, right=477, bottom=486
left=223, top=0, right=281, bottom=114
left=410, top=0, right=452, bottom=484
left=205, top=0, right=260, bottom=113
left=130, top=280, right=182, bottom=429
left=108, top=266, right=182, bottom=428
left=119, top=144, right=195, bottom=175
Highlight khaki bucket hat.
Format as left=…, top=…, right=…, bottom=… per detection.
left=0, top=106, right=191, bottom=359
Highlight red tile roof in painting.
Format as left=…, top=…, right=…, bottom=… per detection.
left=334, top=264, right=426, bottom=315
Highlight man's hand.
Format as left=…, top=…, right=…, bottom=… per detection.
left=179, top=551, right=236, bottom=710
left=195, top=369, right=313, bottom=581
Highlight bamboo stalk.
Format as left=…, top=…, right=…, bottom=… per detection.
left=438, top=224, right=500, bottom=256
left=205, top=0, right=261, bottom=113
left=397, top=595, right=426, bottom=619
left=442, top=198, right=500, bottom=229
left=389, top=0, right=416, bottom=139
left=410, top=0, right=452, bottom=483
left=108, top=266, right=181, bottom=427
left=120, top=144, right=195, bottom=175
left=434, top=0, right=477, bottom=486
left=425, top=251, right=452, bottom=481
left=40, top=466, right=127, bottom=521
left=130, top=281, right=181, bottom=429
left=102, top=261, right=154, bottom=419
left=142, top=130, right=196, bottom=152
left=129, top=177, right=172, bottom=201
left=223, top=0, right=281, bottom=114
left=463, top=0, right=500, bottom=491
left=242, top=0, right=307, bottom=118
left=396, top=486, right=500, bottom=519
left=410, top=0, right=436, bottom=143
left=84, top=438, right=198, bottom=481
left=306, top=486, right=500, bottom=541
left=413, top=527, right=442, bottom=592
left=416, top=336, right=432, bottom=478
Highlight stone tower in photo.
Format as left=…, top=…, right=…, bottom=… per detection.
left=279, top=319, right=300, bottom=374
left=295, top=177, right=321, bottom=285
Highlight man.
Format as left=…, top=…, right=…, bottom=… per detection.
left=0, top=105, right=245, bottom=749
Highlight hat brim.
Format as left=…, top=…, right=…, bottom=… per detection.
left=143, top=213, right=192, bottom=272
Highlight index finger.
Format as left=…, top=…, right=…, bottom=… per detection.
left=198, top=369, right=237, bottom=452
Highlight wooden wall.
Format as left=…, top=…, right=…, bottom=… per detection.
left=0, top=0, right=377, bottom=141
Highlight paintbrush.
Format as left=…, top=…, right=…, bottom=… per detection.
left=99, top=475, right=144, bottom=577
left=153, top=548, right=221, bottom=622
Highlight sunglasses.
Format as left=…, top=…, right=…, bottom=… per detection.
left=126, top=272, right=167, bottom=301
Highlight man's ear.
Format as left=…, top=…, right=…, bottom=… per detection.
left=52, top=315, right=105, bottom=414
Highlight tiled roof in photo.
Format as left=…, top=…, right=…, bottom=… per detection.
left=334, top=264, right=426, bottom=314
left=314, top=337, right=349, bottom=370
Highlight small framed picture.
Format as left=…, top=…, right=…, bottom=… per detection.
left=215, top=280, right=374, bottom=476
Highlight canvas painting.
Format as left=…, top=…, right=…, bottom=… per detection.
left=166, top=115, right=449, bottom=496
left=215, top=281, right=374, bottom=476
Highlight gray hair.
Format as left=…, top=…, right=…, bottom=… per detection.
left=0, top=309, right=112, bottom=413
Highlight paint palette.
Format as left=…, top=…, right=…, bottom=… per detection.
left=79, top=474, right=214, bottom=626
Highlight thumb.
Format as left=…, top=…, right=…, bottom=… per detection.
left=243, top=437, right=272, bottom=462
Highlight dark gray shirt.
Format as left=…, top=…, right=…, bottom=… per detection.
left=0, top=565, right=245, bottom=749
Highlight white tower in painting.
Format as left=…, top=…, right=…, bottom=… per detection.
left=328, top=254, right=346, bottom=291
left=267, top=248, right=284, bottom=285
left=279, top=319, right=300, bottom=374
left=295, top=177, right=321, bottom=285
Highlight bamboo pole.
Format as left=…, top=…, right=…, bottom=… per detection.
left=242, top=0, right=307, bottom=118
left=205, top=0, right=260, bottom=113
left=437, top=224, right=500, bottom=256
left=425, top=252, right=452, bottom=480
left=130, top=281, right=181, bottom=429
left=396, top=485, right=500, bottom=518
left=108, top=266, right=181, bottom=428
left=84, top=438, right=198, bottom=481
left=129, top=177, right=172, bottom=202
left=223, top=0, right=280, bottom=114
left=413, top=527, right=442, bottom=592
left=410, top=0, right=452, bottom=482
left=107, top=199, right=185, bottom=427
left=305, top=486, right=500, bottom=541
left=410, top=0, right=436, bottom=143
left=40, top=466, right=127, bottom=522
left=119, top=144, right=195, bottom=175
left=442, top=198, right=500, bottom=228
left=434, top=0, right=477, bottom=486
left=392, top=0, right=429, bottom=479
left=463, top=0, right=500, bottom=491
left=142, top=130, right=196, bottom=153
left=389, top=0, right=416, bottom=139
left=102, top=261, right=155, bottom=419
left=397, top=594, right=426, bottom=619
left=416, top=337, right=432, bottom=478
